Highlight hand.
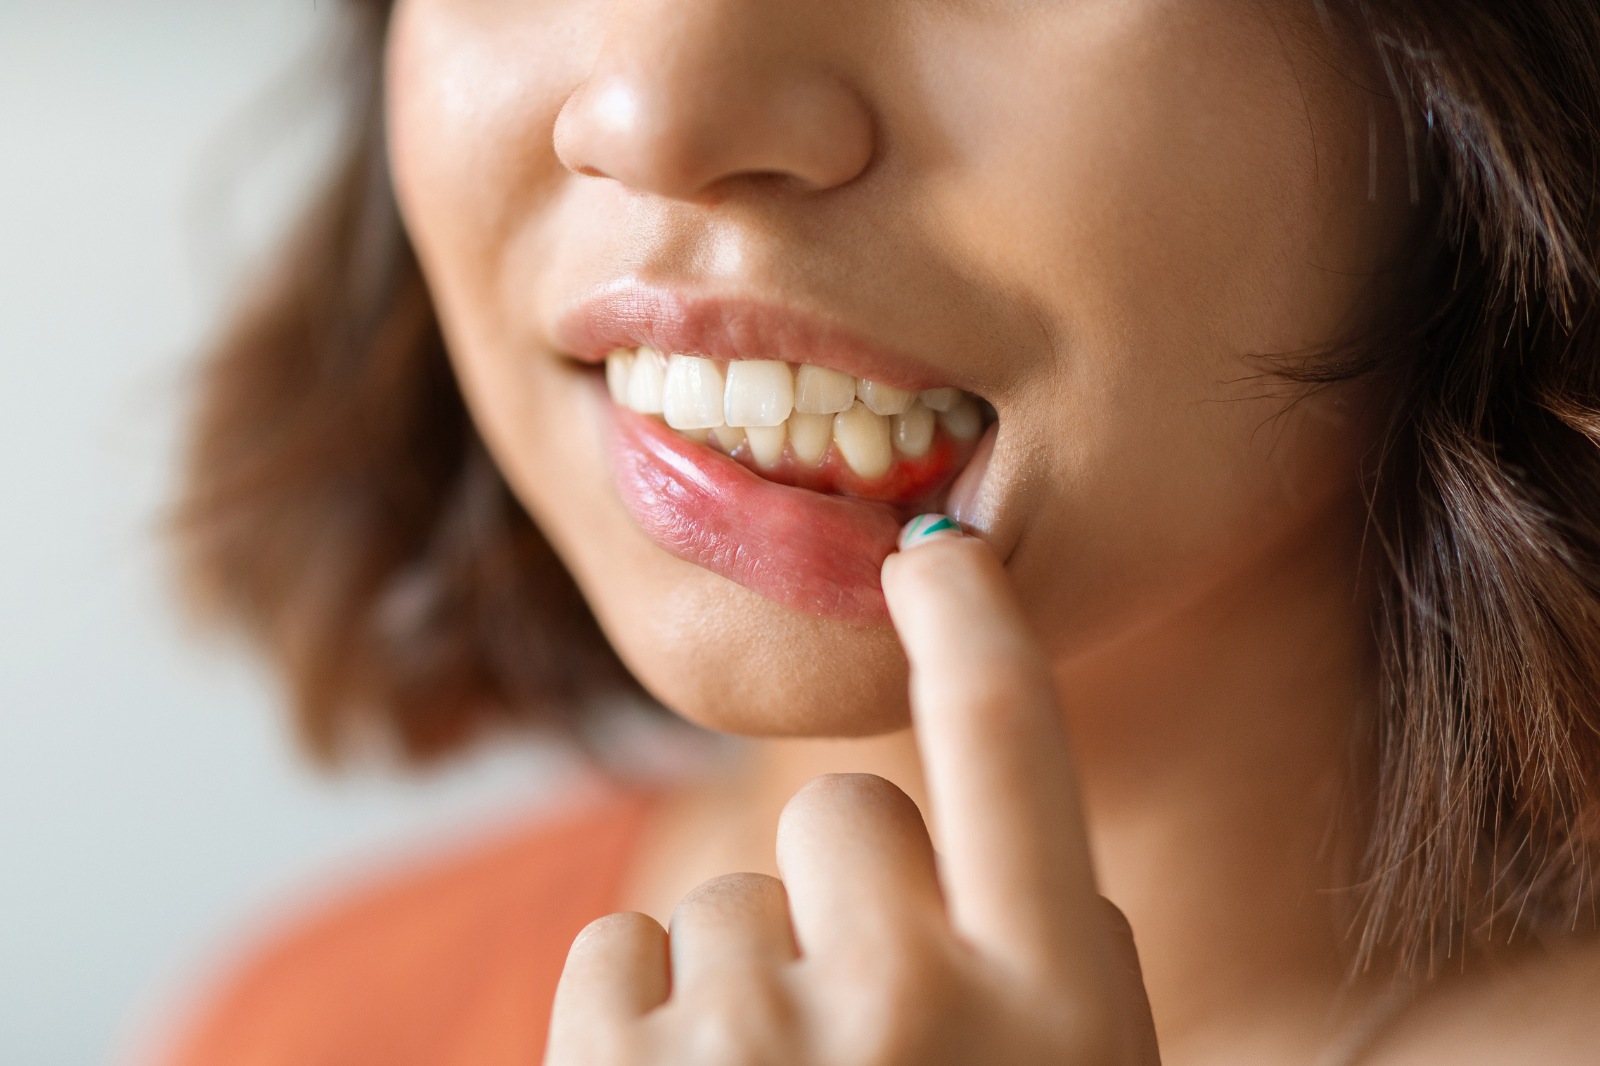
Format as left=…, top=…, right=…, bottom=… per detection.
left=545, top=533, right=1161, bottom=1065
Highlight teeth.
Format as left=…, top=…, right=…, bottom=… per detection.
left=745, top=424, right=786, bottom=469
left=788, top=411, right=833, bottom=466
left=607, top=345, right=984, bottom=478
left=724, top=360, right=794, bottom=427
left=663, top=354, right=726, bottom=429
left=833, top=401, right=893, bottom=478
left=793, top=365, right=857, bottom=414
left=892, top=401, right=935, bottom=457
left=606, top=349, right=635, bottom=404
left=938, top=397, right=983, bottom=441
left=626, top=346, right=667, bottom=414
left=857, top=378, right=914, bottom=416
left=711, top=425, right=746, bottom=453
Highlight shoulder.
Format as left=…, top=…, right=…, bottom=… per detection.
left=1373, top=937, right=1600, bottom=1065
left=150, top=790, right=656, bottom=1066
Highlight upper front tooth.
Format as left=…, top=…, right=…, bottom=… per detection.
left=833, top=401, right=892, bottom=479
left=724, top=360, right=794, bottom=427
left=918, top=387, right=961, bottom=412
left=626, top=347, right=667, bottom=414
left=663, top=354, right=726, bottom=429
left=792, top=365, right=856, bottom=414
left=857, top=378, right=914, bottom=416
left=606, top=349, right=635, bottom=404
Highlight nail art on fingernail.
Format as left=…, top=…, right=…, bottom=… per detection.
left=898, top=513, right=964, bottom=551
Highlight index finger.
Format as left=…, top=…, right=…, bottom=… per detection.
left=880, top=528, right=1100, bottom=977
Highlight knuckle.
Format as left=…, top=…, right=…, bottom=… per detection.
left=781, top=773, right=918, bottom=830
left=680, top=871, right=784, bottom=907
left=671, top=871, right=787, bottom=928
left=572, top=910, right=657, bottom=953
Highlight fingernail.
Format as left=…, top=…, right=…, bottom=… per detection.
left=898, top=513, right=965, bottom=551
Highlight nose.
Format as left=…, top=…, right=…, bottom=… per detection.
left=554, top=0, right=874, bottom=201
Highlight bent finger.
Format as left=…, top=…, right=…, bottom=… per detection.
left=881, top=533, right=1099, bottom=975
left=776, top=772, right=944, bottom=961
left=547, top=910, right=670, bottom=1059
left=668, top=871, right=797, bottom=990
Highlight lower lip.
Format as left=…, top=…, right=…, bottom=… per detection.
left=606, top=400, right=920, bottom=624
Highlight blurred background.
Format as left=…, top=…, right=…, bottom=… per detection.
left=0, top=4, right=576, bottom=1063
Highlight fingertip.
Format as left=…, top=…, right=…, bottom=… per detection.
left=896, top=512, right=966, bottom=552
left=555, top=910, right=670, bottom=1022
left=574, top=909, right=666, bottom=949
left=881, top=532, right=1004, bottom=624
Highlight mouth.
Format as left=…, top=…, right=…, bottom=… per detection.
left=557, top=286, right=995, bottom=623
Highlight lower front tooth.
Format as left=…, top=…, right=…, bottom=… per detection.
left=892, top=401, right=935, bottom=457
left=711, top=425, right=746, bottom=453
left=833, top=401, right=892, bottom=479
left=788, top=412, right=832, bottom=466
left=745, top=423, right=786, bottom=469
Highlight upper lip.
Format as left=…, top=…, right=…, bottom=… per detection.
left=553, top=280, right=953, bottom=393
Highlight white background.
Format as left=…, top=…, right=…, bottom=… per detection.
left=0, top=4, right=580, bottom=1063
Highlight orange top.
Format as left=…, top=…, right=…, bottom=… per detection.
left=158, top=792, right=655, bottom=1066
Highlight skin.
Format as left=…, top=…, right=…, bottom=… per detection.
left=384, top=0, right=1600, bottom=1062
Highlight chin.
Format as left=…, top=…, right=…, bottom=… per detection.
left=591, top=563, right=914, bottom=738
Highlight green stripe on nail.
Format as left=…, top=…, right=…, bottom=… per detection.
left=899, top=513, right=962, bottom=550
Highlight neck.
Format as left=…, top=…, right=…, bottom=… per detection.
left=620, top=502, right=1380, bottom=1065
left=1058, top=510, right=1379, bottom=1060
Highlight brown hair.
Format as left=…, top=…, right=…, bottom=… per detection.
left=174, top=0, right=1600, bottom=967
left=174, top=0, right=637, bottom=763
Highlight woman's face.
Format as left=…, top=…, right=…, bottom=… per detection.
left=387, top=0, right=1412, bottom=736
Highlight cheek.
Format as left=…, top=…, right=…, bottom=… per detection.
left=909, top=1, right=1399, bottom=650
left=387, top=0, right=592, bottom=335
left=913, top=1, right=1406, bottom=350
